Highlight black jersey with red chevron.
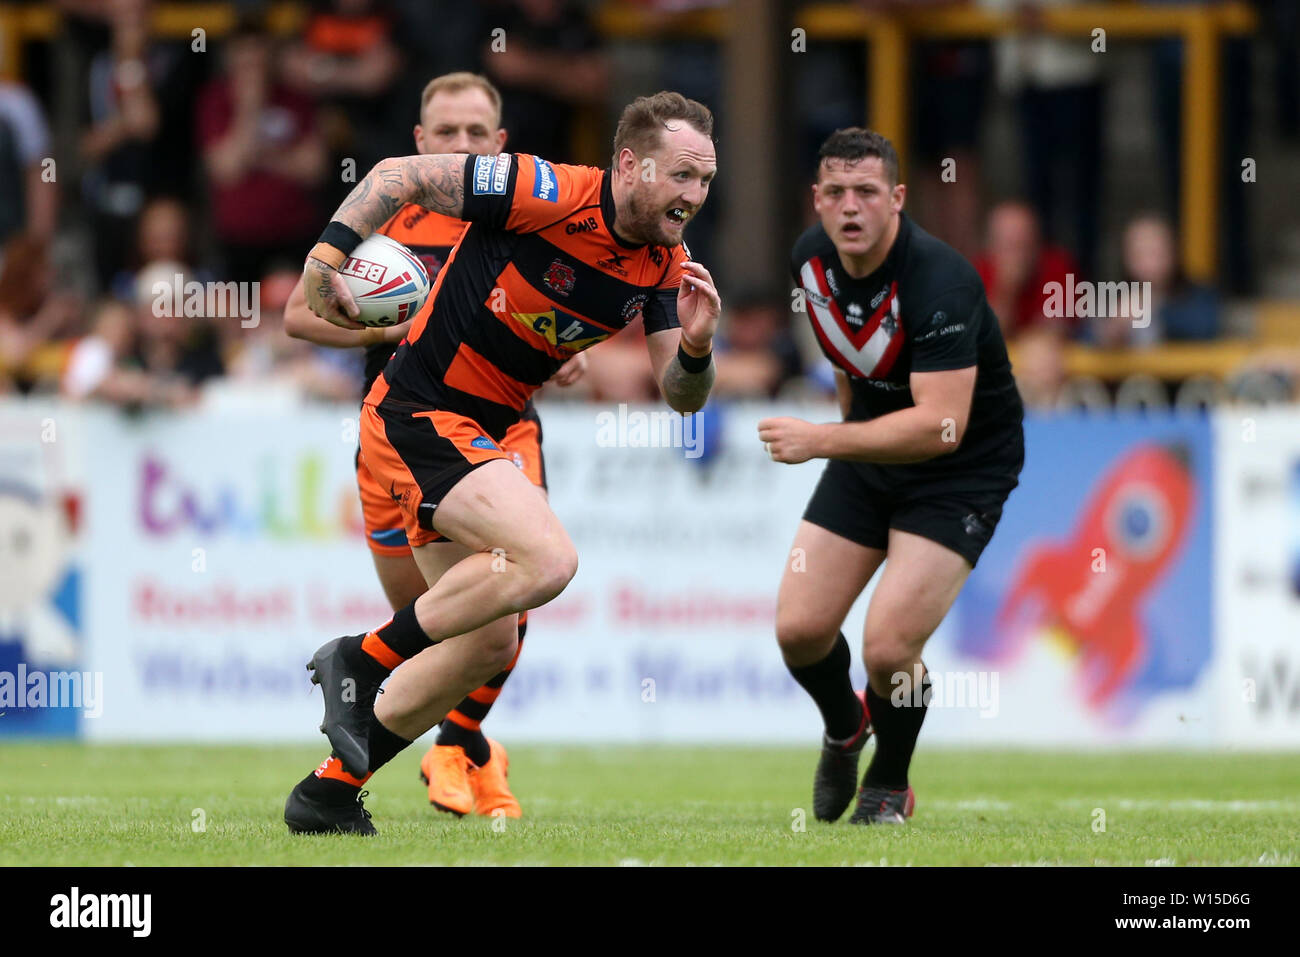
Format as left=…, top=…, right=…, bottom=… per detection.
left=791, top=212, right=1023, bottom=468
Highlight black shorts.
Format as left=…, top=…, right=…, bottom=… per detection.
left=802, top=454, right=1021, bottom=568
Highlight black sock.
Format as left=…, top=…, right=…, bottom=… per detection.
left=296, top=766, right=363, bottom=803
left=786, top=632, right=863, bottom=741
left=342, top=601, right=433, bottom=678
left=862, top=668, right=931, bottom=789
left=367, top=716, right=413, bottom=775
left=436, top=721, right=490, bottom=766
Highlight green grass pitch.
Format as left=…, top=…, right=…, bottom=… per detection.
left=1, top=743, right=1297, bottom=866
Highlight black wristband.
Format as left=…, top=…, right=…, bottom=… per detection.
left=676, top=341, right=712, bottom=374
left=318, top=221, right=364, bottom=257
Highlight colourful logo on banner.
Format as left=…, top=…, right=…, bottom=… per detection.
left=957, top=425, right=1213, bottom=722
left=137, top=452, right=364, bottom=540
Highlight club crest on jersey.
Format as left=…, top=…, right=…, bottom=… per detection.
left=621, top=293, right=648, bottom=321
left=543, top=259, right=576, bottom=296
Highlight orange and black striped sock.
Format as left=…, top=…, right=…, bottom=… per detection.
left=436, top=616, right=527, bottom=767
left=298, top=716, right=414, bottom=799
left=342, top=601, right=433, bottom=679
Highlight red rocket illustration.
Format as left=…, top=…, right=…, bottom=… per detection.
left=995, top=443, right=1195, bottom=708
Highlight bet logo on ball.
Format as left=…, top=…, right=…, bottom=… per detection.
left=339, top=233, right=432, bottom=327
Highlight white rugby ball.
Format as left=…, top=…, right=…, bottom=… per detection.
left=337, top=233, right=432, bottom=327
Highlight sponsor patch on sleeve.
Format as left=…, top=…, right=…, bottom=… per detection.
left=532, top=156, right=558, bottom=202
left=473, top=154, right=510, bottom=196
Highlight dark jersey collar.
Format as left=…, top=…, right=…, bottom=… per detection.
left=601, top=168, right=649, bottom=250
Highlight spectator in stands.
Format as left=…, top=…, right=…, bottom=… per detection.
left=282, top=0, right=404, bottom=203
left=980, top=0, right=1106, bottom=277
left=197, top=15, right=327, bottom=284
left=712, top=291, right=804, bottom=399
left=1146, top=0, right=1255, bottom=293
left=0, top=80, right=56, bottom=251
left=106, top=196, right=195, bottom=302
left=481, top=0, right=609, bottom=163
left=79, top=0, right=163, bottom=290
left=857, top=1, right=991, bottom=260
left=1090, top=213, right=1221, bottom=349
left=974, top=200, right=1079, bottom=340
left=1012, top=324, right=1068, bottom=410
left=61, top=298, right=193, bottom=406
left=0, top=235, right=81, bottom=395
left=132, top=262, right=225, bottom=389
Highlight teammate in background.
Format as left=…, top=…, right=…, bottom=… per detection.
left=283, top=72, right=585, bottom=822
left=760, top=129, right=1023, bottom=824
left=285, top=91, right=721, bottom=834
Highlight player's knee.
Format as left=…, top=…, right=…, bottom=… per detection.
left=862, top=634, right=920, bottom=681
left=774, top=613, right=838, bottom=661
left=479, top=630, right=519, bottom=677
left=518, top=543, right=577, bottom=609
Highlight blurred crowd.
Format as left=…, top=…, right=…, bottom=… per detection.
left=1, top=0, right=1296, bottom=412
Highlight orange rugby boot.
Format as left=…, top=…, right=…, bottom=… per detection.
left=469, top=738, right=522, bottom=818
left=418, top=744, right=474, bottom=817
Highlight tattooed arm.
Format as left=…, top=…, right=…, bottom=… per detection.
left=304, top=154, right=468, bottom=327
left=333, top=154, right=466, bottom=235
left=645, top=261, right=721, bottom=415
left=657, top=336, right=717, bottom=414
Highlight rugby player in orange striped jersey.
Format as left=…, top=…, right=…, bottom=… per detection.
left=282, top=73, right=585, bottom=833
left=285, top=91, right=720, bottom=835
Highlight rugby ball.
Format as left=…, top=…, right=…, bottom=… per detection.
left=338, top=233, right=432, bottom=327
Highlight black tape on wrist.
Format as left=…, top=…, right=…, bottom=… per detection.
left=317, top=221, right=364, bottom=257
left=676, top=342, right=712, bottom=374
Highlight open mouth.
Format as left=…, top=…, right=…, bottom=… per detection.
left=841, top=222, right=864, bottom=239
left=666, top=207, right=689, bottom=227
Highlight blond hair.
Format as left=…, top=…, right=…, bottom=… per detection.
left=419, top=72, right=503, bottom=126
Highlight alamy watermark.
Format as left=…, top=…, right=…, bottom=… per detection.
left=595, top=404, right=704, bottom=459
left=0, top=666, right=103, bottom=718
left=890, top=664, right=999, bottom=718
left=152, top=275, right=260, bottom=328
left=1044, top=275, right=1152, bottom=328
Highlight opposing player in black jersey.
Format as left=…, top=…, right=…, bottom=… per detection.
left=760, top=129, right=1024, bottom=824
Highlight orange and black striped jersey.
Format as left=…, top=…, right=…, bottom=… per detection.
left=366, top=153, right=688, bottom=440
left=362, top=204, right=468, bottom=394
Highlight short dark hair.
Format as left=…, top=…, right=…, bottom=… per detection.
left=612, top=92, right=714, bottom=163
left=816, top=128, right=899, bottom=186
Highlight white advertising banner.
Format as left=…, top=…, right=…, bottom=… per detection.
left=1, top=398, right=1267, bottom=746
left=1214, top=410, right=1300, bottom=746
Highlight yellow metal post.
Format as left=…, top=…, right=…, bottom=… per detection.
left=867, top=16, right=908, bottom=179
left=1181, top=8, right=1220, bottom=281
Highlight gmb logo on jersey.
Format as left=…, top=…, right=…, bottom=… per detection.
left=533, top=156, right=558, bottom=202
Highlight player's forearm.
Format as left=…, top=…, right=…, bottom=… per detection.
left=818, top=406, right=963, bottom=464
left=332, top=155, right=465, bottom=239
left=285, top=295, right=368, bottom=348
left=660, top=347, right=715, bottom=414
